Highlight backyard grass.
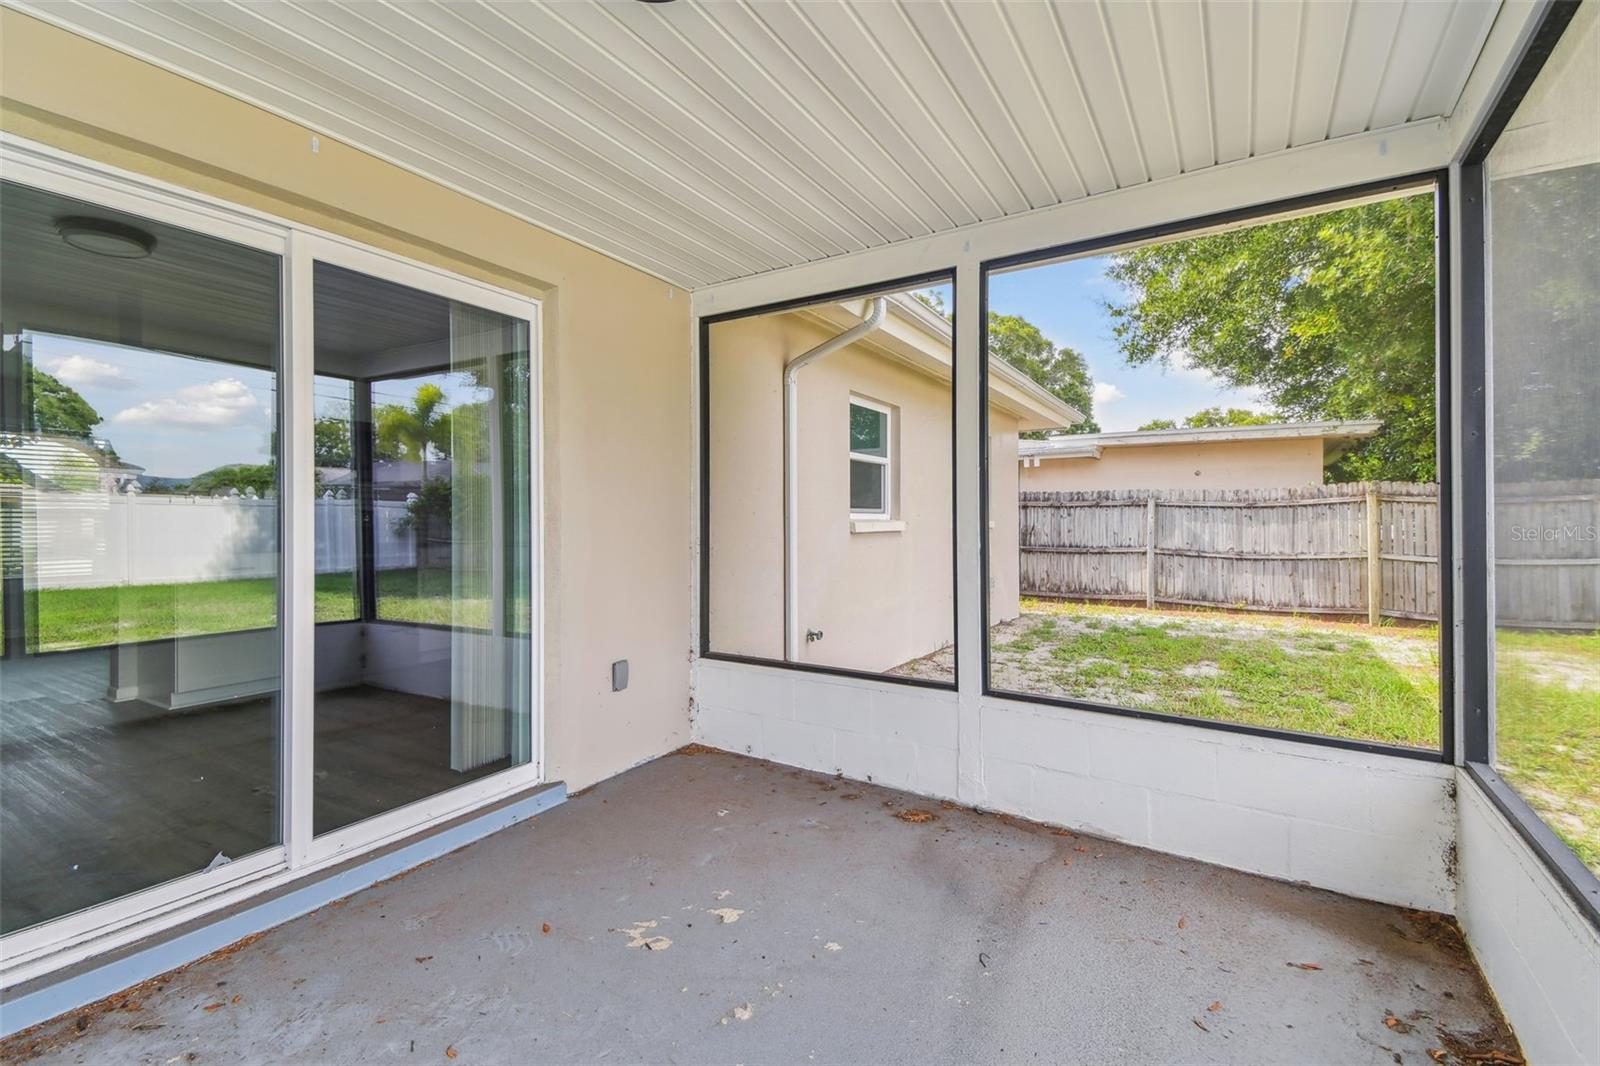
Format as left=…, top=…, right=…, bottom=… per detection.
left=28, top=569, right=482, bottom=650
left=1495, top=628, right=1600, bottom=874
left=893, top=597, right=1598, bottom=875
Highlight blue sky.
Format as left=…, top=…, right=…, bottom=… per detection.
left=27, top=331, right=277, bottom=479
left=26, top=332, right=483, bottom=480
left=988, top=254, right=1264, bottom=431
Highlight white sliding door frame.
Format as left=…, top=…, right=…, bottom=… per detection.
left=0, top=134, right=545, bottom=988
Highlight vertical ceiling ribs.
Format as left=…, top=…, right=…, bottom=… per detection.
left=13, top=0, right=1504, bottom=288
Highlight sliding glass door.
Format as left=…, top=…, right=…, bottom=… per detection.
left=0, top=179, right=284, bottom=935
left=0, top=151, right=541, bottom=953
left=309, top=260, right=535, bottom=837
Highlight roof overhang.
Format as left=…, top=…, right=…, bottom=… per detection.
left=1018, top=419, right=1385, bottom=462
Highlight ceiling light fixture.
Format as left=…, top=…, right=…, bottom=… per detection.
left=55, top=216, right=157, bottom=259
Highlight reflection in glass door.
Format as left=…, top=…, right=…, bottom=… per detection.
left=310, top=262, right=533, bottom=836
left=0, top=179, right=283, bottom=935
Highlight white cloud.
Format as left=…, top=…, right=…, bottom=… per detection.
left=1092, top=381, right=1125, bottom=406
left=38, top=354, right=137, bottom=391
left=111, top=378, right=262, bottom=427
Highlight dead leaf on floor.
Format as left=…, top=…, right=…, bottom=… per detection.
left=415, top=956, right=433, bottom=964
left=230, top=995, right=241, bottom=1005
left=202, top=1003, right=224, bottom=1013
left=894, top=809, right=939, bottom=824
left=1287, top=962, right=1322, bottom=971
left=541, top=923, right=551, bottom=935
left=1385, top=1014, right=1415, bottom=1034
left=839, top=793, right=861, bottom=801
left=445, top=1045, right=458, bottom=1059
left=1178, top=916, right=1187, bottom=930
left=1427, top=1050, right=1448, bottom=1063
left=1208, top=1001, right=1222, bottom=1013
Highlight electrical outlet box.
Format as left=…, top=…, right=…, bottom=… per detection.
left=611, top=659, right=629, bottom=692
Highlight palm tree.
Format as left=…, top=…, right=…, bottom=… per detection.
left=375, top=383, right=452, bottom=483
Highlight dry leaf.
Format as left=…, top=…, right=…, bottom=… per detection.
left=1208, top=1001, right=1222, bottom=1013
left=202, top=1003, right=224, bottom=1013
left=415, top=956, right=432, bottom=964
left=1427, top=1051, right=1448, bottom=1063
left=1178, top=917, right=1187, bottom=930
left=445, top=1046, right=458, bottom=1060
left=1286, top=962, right=1322, bottom=971
left=541, top=923, right=551, bottom=934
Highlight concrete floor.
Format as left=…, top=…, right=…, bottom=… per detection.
left=3, top=749, right=1519, bottom=1065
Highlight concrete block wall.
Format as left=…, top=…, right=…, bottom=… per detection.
left=694, top=658, right=1456, bottom=913
left=1457, top=778, right=1600, bottom=1065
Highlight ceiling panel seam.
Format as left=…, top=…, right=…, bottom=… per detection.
left=1094, top=0, right=1154, bottom=183
left=684, top=0, right=937, bottom=240
left=993, top=0, right=1090, bottom=202
left=768, top=0, right=975, bottom=228
left=475, top=3, right=841, bottom=262
left=587, top=0, right=884, bottom=252
left=374, top=0, right=798, bottom=271
left=202, top=0, right=740, bottom=279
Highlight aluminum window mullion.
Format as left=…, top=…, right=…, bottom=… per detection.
left=281, top=231, right=316, bottom=869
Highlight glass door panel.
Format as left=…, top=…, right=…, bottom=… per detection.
left=310, top=262, right=532, bottom=836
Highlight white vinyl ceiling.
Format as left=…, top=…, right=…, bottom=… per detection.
left=16, top=0, right=1503, bottom=288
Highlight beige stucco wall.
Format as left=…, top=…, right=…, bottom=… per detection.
left=1018, top=437, right=1326, bottom=493
left=708, top=312, right=1021, bottom=673
left=0, top=10, right=693, bottom=790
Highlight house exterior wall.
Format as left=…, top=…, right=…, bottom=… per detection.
left=707, top=311, right=1026, bottom=673
left=1019, top=437, right=1326, bottom=492
left=0, top=9, right=693, bottom=792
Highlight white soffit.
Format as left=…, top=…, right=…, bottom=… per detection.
left=14, top=0, right=1503, bottom=289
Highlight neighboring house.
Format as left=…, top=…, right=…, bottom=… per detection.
left=1017, top=420, right=1383, bottom=492
left=708, top=294, right=1080, bottom=674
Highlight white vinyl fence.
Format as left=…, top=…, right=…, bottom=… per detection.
left=5, top=489, right=416, bottom=589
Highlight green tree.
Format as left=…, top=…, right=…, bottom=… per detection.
left=374, top=383, right=452, bottom=469
left=914, top=289, right=1096, bottom=437
left=1139, top=406, right=1278, bottom=432
left=185, top=463, right=276, bottom=497
left=29, top=368, right=102, bottom=440
left=1104, top=194, right=1436, bottom=481
left=987, top=313, right=1099, bottom=437
left=314, top=416, right=353, bottom=468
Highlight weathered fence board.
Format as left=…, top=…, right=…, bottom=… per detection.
left=1020, top=483, right=1438, bottom=621
left=1020, top=480, right=1599, bottom=629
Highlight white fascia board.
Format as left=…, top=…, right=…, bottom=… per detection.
left=691, top=122, right=1452, bottom=320
left=1018, top=420, right=1385, bottom=455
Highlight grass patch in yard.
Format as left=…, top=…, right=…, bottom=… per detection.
left=1494, top=628, right=1600, bottom=876
left=27, top=569, right=483, bottom=651
left=992, top=599, right=1441, bottom=749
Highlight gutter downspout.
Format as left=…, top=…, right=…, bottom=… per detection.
left=784, top=296, right=887, bottom=661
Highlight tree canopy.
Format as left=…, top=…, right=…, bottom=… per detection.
left=30, top=368, right=102, bottom=440
left=1104, top=194, right=1437, bottom=482
left=987, top=313, right=1099, bottom=436
left=185, top=463, right=276, bottom=497
left=375, top=383, right=452, bottom=465
left=1138, top=407, right=1278, bottom=432
left=913, top=289, right=1097, bottom=437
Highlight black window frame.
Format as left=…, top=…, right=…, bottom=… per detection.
left=1456, top=0, right=1600, bottom=927
left=978, top=172, right=1452, bottom=764
left=697, top=269, right=960, bottom=692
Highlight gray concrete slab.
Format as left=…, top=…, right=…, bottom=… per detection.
left=3, top=749, right=1519, bottom=1065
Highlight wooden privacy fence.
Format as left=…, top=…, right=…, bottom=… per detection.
left=1019, top=482, right=1440, bottom=623
left=1493, top=478, right=1600, bottom=631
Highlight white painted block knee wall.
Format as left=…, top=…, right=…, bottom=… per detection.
left=694, top=659, right=1455, bottom=913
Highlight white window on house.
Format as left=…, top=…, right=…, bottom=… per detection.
left=848, top=397, right=891, bottom=518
